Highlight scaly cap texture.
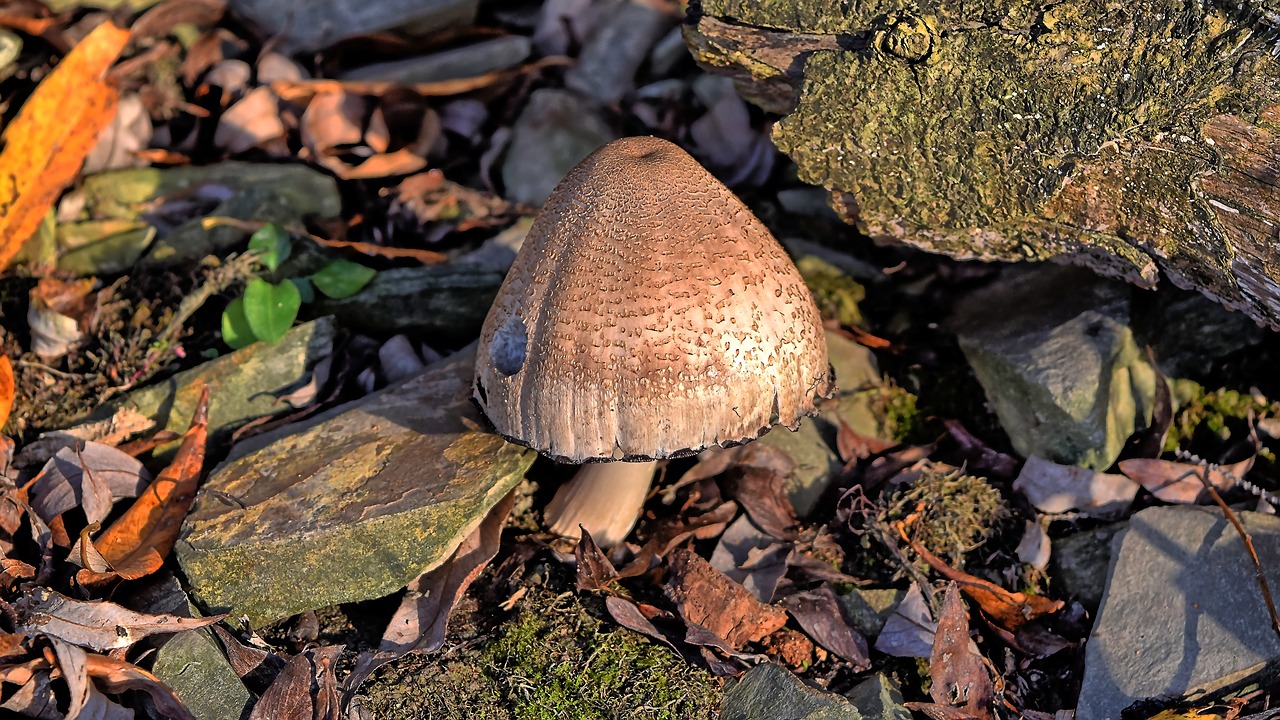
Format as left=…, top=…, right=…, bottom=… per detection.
left=474, top=136, right=833, bottom=463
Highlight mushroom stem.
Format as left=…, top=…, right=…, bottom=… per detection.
left=544, top=460, right=657, bottom=547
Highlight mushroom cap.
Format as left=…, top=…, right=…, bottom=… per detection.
left=473, top=136, right=834, bottom=463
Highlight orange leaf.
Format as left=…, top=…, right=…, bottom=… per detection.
left=0, top=21, right=131, bottom=272
left=0, top=356, right=12, bottom=431
left=895, top=521, right=1062, bottom=632
left=77, top=386, right=209, bottom=587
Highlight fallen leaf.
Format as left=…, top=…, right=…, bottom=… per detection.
left=47, top=637, right=135, bottom=720
left=129, top=0, right=226, bottom=41
left=211, top=625, right=288, bottom=695
left=897, top=522, right=1062, bottom=632
left=943, top=420, right=1019, bottom=478
left=249, top=645, right=342, bottom=720
left=779, top=585, right=870, bottom=670
left=1013, top=456, right=1136, bottom=518
left=306, top=235, right=447, bottom=265
left=928, top=584, right=994, bottom=718
left=619, top=500, right=739, bottom=578
left=85, top=652, right=196, bottom=720
left=903, top=703, right=985, bottom=720
left=1015, top=520, right=1051, bottom=571
left=59, top=407, right=155, bottom=448
left=575, top=528, right=619, bottom=592
left=0, top=21, right=131, bottom=271
left=215, top=86, right=286, bottom=154
left=77, top=386, right=210, bottom=586
left=27, top=278, right=99, bottom=360
left=0, top=657, right=59, bottom=718
left=604, top=596, right=681, bottom=653
left=28, top=442, right=150, bottom=527
left=664, top=548, right=787, bottom=649
left=720, top=466, right=798, bottom=540
left=15, top=587, right=223, bottom=651
left=342, top=491, right=515, bottom=699
left=0, top=356, right=12, bottom=431
left=1118, top=457, right=1251, bottom=504
left=709, top=514, right=789, bottom=603
left=836, top=416, right=898, bottom=463
left=874, top=583, right=936, bottom=658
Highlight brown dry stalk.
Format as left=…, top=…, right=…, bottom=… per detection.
left=1193, top=466, right=1280, bottom=642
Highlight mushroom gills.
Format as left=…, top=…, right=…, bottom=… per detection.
left=544, top=460, right=658, bottom=547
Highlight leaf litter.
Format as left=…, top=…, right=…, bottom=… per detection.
left=4, top=1, right=1280, bottom=717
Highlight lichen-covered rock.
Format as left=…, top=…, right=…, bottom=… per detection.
left=686, top=1, right=1280, bottom=328
left=176, top=345, right=534, bottom=625
left=953, top=265, right=1157, bottom=469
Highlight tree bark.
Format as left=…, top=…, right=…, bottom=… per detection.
left=685, top=0, right=1280, bottom=328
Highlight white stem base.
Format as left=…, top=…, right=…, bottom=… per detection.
left=544, top=461, right=657, bottom=547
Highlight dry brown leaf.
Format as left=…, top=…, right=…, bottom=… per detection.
left=928, top=584, right=995, bottom=719
left=27, top=278, right=100, bottom=360
left=720, top=465, right=799, bottom=541
left=664, top=548, right=787, bottom=649
left=897, top=521, right=1062, bottom=633
left=0, top=356, right=12, bottom=431
left=211, top=625, right=288, bottom=695
left=28, top=442, right=150, bottom=527
left=215, top=87, right=286, bottom=154
left=0, top=21, right=131, bottom=272
left=836, top=416, right=897, bottom=463
left=575, top=528, right=619, bottom=592
left=779, top=586, right=870, bottom=670
left=306, top=235, right=447, bottom=264
left=249, top=645, right=342, bottom=720
left=1118, top=457, right=1251, bottom=504
left=15, top=587, right=223, bottom=651
left=603, top=597, right=682, bottom=653
left=77, top=386, right=209, bottom=587
left=84, top=652, right=194, bottom=720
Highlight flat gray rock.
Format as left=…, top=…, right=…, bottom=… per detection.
left=228, top=0, right=477, bottom=53
left=844, top=673, right=910, bottom=720
left=341, top=36, right=531, bottom=83
left=176, top=345, right=534, bottom=625
left=953, top=265, right=1157, bottom=470
left=1078, top=506, right=1280, bottom=719
left=722, top=663, right=861, bottom=720
left=766, top=329, right=883, bottom=518
left=152, top=630, right=251, bottom=720
left=1051, top=522, right=1125, bottom=613
left=564, top=0, right=674, bottom=104
left=501, top=88, right=617, bottom=206
left=86, top=318, right=335, bottom=453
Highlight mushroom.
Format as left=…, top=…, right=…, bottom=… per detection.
left=473, top=136, right=833, bottom=547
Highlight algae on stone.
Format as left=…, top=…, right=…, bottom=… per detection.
left=176, top=346, right=534, bottom=625
left=687, top=1, right=1280, bottom=329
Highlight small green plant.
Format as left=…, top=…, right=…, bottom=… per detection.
left=221, top=224, right=376, bottom=348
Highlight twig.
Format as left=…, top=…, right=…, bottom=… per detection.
left=1193, top=465, right=1280, bottom=642
left=15, top=360, right=91, bottom=380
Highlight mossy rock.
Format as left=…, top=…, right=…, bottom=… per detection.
left=686, top=0, right=1280, bottom=329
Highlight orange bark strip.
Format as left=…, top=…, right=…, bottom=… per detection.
left=0, top=356, right=12, bottom=431
left=307, top=235, right=448, bottom=264
left=0, top=21, right=131, bottom=272
left=77, top=385, right=210, bottom=587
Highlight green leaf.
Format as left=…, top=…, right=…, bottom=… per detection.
left=248, top=223, right=292, bottom=272
left=221, top=297, right=256, bottom=349
left=243, top=278, right=301, bottom=344
left=311, top=260, right=376, bottom=299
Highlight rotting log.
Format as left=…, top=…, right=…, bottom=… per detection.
left=685, top=0, right=1280, bottom=328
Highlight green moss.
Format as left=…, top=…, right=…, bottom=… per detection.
left=484, top=599, right=720, bottom=719
left=884, top=464, right=1009, bottom=571
left=863, top=384, right=930, bottom=444
left=1164, top=380, right=1280, bottom=452
left=797, top=255, right=865, bottom=327
left=357, top=589, right=722, bottom=719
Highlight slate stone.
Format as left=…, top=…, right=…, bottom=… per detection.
left=844, top=673, right=911, bottom=720
left=152, top=630, right=251, bottom=720
left=564, top=0, right=673, bottom=104
left=1050, top=523, right=1125, bottom=613
left=501, top=89, right=617, bottom=206
left=227, top=0, right=477, bottom=53
left=1078, top=506, right=1280, bottom=720
left=86, top=318, right=335, bottom=453
left=721, top=663, right=861, bottom=720
left=764, top=329, right=883, bottom=517
left=837, top=587, right=906, bottom=639
left=341, top=36, right=531, bottom=83
left=311, top=264, right=505, bottom=341
left=176, top=345, right=534, bottom=625
left=953, top=265, right=1157, bottom=470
